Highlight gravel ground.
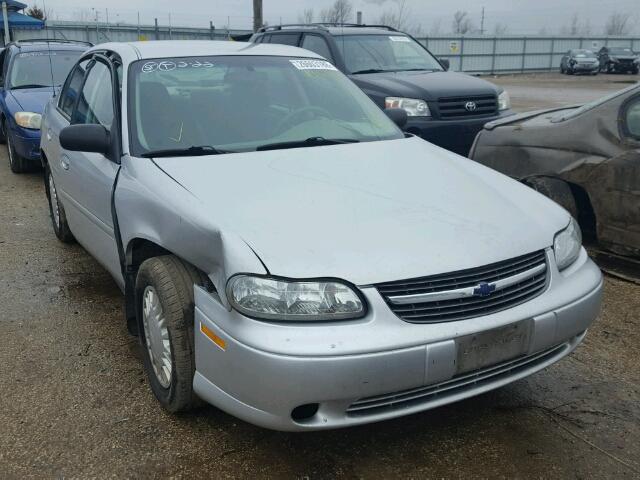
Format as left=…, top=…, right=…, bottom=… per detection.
left=1, top=72, right=639, bottom=479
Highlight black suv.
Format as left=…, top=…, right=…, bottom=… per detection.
left=252, top=24, right=514, bottom=156
left=597, top=46, right=639, bottom=74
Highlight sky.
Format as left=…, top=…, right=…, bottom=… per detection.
left=38, top=0, right=640, bottom=35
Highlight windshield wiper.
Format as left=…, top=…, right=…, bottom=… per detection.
left=256, top=137, right=360, bottom=152
left=10, top=84, right=50, bottom=90
left=140, top=145, right=231, bottom=158
left=350, top=68, right=389, bottom=75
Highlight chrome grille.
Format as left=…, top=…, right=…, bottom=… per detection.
left=376, top=250, right=548, bottom=323
left=438, top=94, right=498, bottom=118
left=347, top=342, right=568, bottom=417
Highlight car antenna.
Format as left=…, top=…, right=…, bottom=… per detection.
left=45, top=24, right=56, bottom=97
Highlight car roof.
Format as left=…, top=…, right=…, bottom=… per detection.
left=9, top=40, right=89, bottom=52
left=92, top=40, right=324, bottom=62
left=258, top=25, right=405, bottom=36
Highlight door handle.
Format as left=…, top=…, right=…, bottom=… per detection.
left=46, top=128, right=52, bottom=141
left=60, top=156, right=69, bottom=170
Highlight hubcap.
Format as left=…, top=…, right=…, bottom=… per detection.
left=48, top=173, right=60, bottom=228
left=142, top=286, right=172, bottom=388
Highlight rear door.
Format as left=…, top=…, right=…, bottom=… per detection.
left=55, top=56, right=123, bottom=280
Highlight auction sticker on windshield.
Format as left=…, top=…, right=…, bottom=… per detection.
left=289, top=59, right=337, bottom=71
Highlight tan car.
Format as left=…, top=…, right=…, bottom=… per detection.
left=470, top=84, right=640, bottom=258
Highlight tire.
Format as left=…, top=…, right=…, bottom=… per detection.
left=136, top=255, right=206, bottom=413
left=525, top=177, right=578, bottom=219
left=0, top=117, right=6, bottom=144
left=5, top=122, right=29, bottom=173
left=44, top=164, right=75, bottom=243
left=560, top=64, right=565, bottom=74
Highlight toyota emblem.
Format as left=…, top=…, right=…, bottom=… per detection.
left=465, top=101, right=477, bottom=112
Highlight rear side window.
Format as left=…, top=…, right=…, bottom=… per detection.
left=269, top=33, right=300, bottom=46
left=301, top=35, right=334, bottom=63
left=59, top=60, right=89, bottom=118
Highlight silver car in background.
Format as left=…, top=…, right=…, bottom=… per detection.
left=40, top=41, right=602, bottom=431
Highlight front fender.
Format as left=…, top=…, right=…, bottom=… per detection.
left=115, top=155, right=268, bottom=307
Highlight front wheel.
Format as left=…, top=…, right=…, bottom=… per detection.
left=525, top=177, right=578, bottom=219
left=44, top=164, right=75, bottom=243
left=136, top=255, right=206, bottom=413
left=6, top=122, right=29, bottom=173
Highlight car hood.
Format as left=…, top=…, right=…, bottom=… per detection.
left=154, top=137, right=568, bottom=285
left=350, top=70, right=500, bottom=100
left=8, top=87, right=56, bottom=114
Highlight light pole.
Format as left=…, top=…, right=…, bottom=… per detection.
left=253, top=0, right=262, bottom=32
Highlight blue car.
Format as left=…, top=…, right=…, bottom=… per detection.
left=0, top=39, right=89, bottom=173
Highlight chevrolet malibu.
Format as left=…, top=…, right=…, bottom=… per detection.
left=40, top=41, right=603, bottom=431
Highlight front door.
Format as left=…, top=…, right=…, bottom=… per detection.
left=59, top=57, right=122, bottom=281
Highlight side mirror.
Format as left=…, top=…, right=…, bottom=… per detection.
left=60, top=124, right=110, bottom=155
left=385, top=107, right=408, bottom=129
left=439, top=58, right=450, bottom=71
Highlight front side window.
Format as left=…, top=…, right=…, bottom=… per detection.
left=73, top=60, right=114, bottom=129
left=128, top=55, right=403, bottom=156
left=59, top=59, right=89, bottom=117
left=336, top=35, right=443, bottom=74
left=9, top=50, right=82, bottom=89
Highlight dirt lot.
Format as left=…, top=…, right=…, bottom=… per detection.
left=1, top=73, right=639, bottom=479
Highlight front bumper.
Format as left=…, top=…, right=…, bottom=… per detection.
left=406, top=109, right=514, bottom=157
left=193, top=249, right=602, bottom=431
left=570, top=63, right=599, bottom=72
left=10, top=126, right=41, bottom=161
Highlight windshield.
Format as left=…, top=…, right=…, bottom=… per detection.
left=608, top=47, right=634, bottom=55
left=335, top=34, right=443, bottom=74
left=9, top=51, right=82, bottom=89
left=128, top=55, right=404, bottom=156
left=572, top=50, right=596, bottom=58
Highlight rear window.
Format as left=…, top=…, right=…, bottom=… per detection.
left=267, top=33, right=300, bottom=46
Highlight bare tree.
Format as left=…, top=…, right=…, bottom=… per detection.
left=298, top=8, right=314, bottom=24
left=560, top=12, right=595, bottom=35
left=429, top=19, right=442, bottom=36
left=26, top=4, right=45, bottom=20
left=493, top=22, right=508, bottom=35
left=319, top=0, right=354, bottom=24
left=604, top=12, right=630, bottom=35
left=452, top=11, right=474, bottom=34
left=376, top=0, right=413, bottom=32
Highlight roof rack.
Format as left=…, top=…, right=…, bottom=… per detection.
left=12, top=39, right=93, bottom=47
left=258, top=23, right=399, bottom=33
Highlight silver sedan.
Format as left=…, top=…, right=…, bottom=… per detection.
left=40, top=41, right=602, bottom=431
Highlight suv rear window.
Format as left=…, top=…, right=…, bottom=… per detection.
left=267, top=33, right=300, bottom=46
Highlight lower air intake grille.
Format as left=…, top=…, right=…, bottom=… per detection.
left=347, top=342, right=569, bottom=417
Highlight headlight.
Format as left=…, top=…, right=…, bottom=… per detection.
left=498, top=91, right=511, bottom=111
left=553, top=218, right=582, bottom=271
left=385, top=97, right=430, bottom=117
left=14, top=112, right=42, bottom=130
left=226, top=275, right=365, bottom=321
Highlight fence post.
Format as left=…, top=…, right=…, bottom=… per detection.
left=210, top=21, right=215, bottom=40
left=459, top=36, right=464, bottom=71
left=521, top=37, right=527, bottom=73
left=85, top=25, right=90, bottom=43
left=549, top=37, right=555, bottom=71
left=154, top=18, right=159, bottom=40
left=490, top=36, right=497, bottom=74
